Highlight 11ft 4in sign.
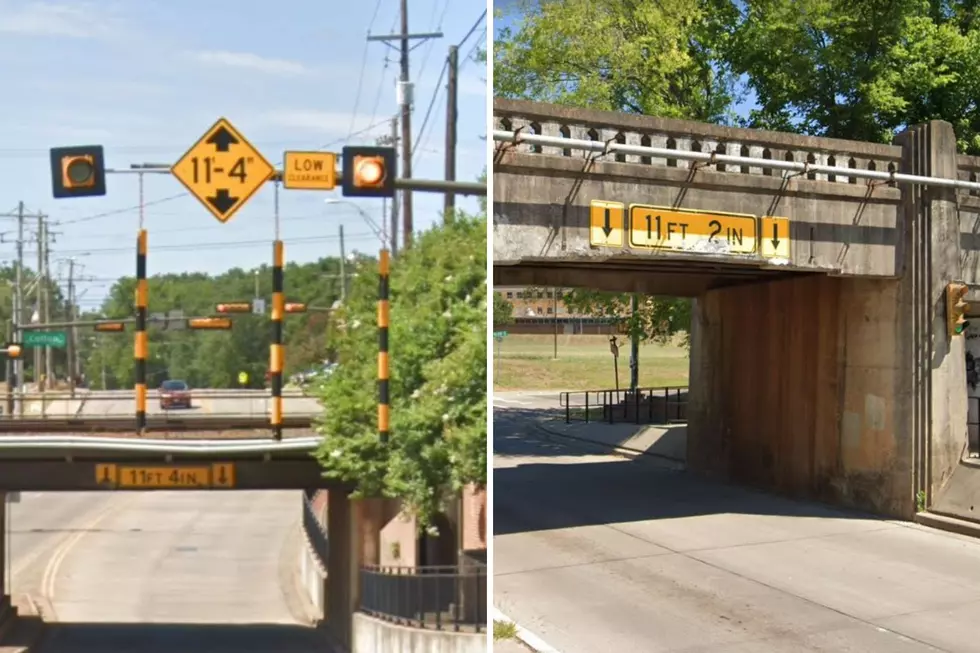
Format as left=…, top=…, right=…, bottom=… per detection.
left=170, top=118, right=275, bottom=224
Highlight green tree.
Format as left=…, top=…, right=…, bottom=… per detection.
left=493, top=291, right=514, bottom=326
left=312, top=214, right=487, bottom=528
left=494, top=0, right=740, bottom=123
left=563, top=291, right=692, bottom=347
left=727, top=0, right=980, bottom=153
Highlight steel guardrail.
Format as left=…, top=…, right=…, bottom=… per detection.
left=0, top=435, right=322, bottom=453
left=0, top=415, right=314, bottom=432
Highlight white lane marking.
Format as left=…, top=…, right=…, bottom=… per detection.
left=493, top=606, right=563, bottom=653
left=493, top=397, right=533, bottom=406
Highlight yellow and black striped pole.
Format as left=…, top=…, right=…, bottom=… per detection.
left=378, top=248, right=390, bottom=444
left=270, top=240, right=284, bottom=440
left=134, top=229, right=148, bottom=433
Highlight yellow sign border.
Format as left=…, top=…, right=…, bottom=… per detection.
left=759, top=216, right=791, bottom=259
left=169, top=117, right=275, bottom=224
left=627, top=203, right=758, bottom=254
left=589, top=200, right=625, bottom=247
left=282, top=150, right=338, bottom=190
left=93, top=462, right=237, bottom=489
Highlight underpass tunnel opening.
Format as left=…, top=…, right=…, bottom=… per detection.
left=0, top=489, right=332, bottom=644
left=494, top=265, right=921, bottom=518
left=964, top=309, right=980, bottom=457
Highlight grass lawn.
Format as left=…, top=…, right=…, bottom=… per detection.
left=493, top=333, right=690, bottom=391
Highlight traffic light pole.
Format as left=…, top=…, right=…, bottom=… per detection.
left=111, top=166, right=487, bottom=197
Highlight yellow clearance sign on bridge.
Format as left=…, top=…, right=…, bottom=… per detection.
left=282, top=151, right=337, bottom=190
left=629, top=205, right=757, bottom=254
left=95, top=463, right=236, bottom=489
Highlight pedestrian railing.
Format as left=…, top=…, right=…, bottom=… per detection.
left=302, top=489, right=329, bottom=565
left=559, top=386, right=688, bottom=425
left=359, top=563, right=486, bottom=633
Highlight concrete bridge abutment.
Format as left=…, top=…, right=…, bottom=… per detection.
left=688, top=120, right=968, bottom=519
left=494, top=97, right=980, bottom=520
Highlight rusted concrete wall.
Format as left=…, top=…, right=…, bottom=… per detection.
left=689, top=275, right=913, bottom=517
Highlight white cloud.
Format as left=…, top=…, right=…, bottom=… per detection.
left=0, top=1, right=125, bottom=39
left=185, top=50, right=314, bottom=77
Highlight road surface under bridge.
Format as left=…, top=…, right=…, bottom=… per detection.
left=0, top=491, right=338, bottom=652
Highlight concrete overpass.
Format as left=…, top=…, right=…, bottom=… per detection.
left=493, top=98, right=980, bottom=525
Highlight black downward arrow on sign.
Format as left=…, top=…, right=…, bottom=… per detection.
left=207, top=189, right=239, bottom=215
left=602, top=208, right=613, bottom=237
left=216, top=467, right=227, bottom=484
left=770, top=222, right=780, bottom=248
left=206, top=126, right=239, bottom=152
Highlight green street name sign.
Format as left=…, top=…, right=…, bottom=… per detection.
left=493, top=331, right=508, bottom=339
left=23, top=331, right=67, bottom=349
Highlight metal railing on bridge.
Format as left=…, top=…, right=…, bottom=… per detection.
left=359, top=562, right=487, bottom=633
left=560, top=386, right=688, bottom=425
left=302, top=489, right=329, bottom=564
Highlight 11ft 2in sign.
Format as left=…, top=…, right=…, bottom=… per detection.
left=170, top=118, right=275, bottom=223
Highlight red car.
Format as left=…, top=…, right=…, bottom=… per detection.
left=159, top=379, right=192, bottom=409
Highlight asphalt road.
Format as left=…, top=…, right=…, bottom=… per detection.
left=5, top=490, right=332, bottom=652
left=494, top=407, right=980, bottom=653
left=12, top=389, right=320, bottom=419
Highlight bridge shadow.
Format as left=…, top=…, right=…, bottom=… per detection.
left=494, top=409, right=879, bottom=537
left=3, top=617, right=340, bottom=652
left=493, top=406, right=687, bottom=461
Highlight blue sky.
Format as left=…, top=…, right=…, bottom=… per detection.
left=0, top=0, right=487, bottom=312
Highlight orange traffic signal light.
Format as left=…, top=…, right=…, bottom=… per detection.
left=216, top=303, right=252, bottom=313
left=3, top=344, right=20, bottom=358
left=946, top=282, right=971, bottom=336
left=50, top=146, right=106, bottom=198
left=94, top=321, right=126, bottom=333
left=284, top=303, right=307, bottom=314
left=187, top=317, right=232, bottom=330
left=342, top=146, right=395, bottom=198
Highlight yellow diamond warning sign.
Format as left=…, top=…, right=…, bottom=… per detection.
left=170, top=118, right=274, bottom=224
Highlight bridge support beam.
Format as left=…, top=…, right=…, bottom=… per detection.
left=687, top=119, right=966, bottom=519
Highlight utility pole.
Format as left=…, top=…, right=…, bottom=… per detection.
left=41, top=219, right=52, bottom=385
left=338, top=224, right=347, bottom=303
left=14, top=202, right=24, bottom=411
left=66, top=258, right=76, bottom=394
left=366, top=17, right=442, bottom=251
left=444, top=45, right=459, bottom=221
left=376, top=116, right=400, bottom=255
left=34, top=214, right=43, bottom=389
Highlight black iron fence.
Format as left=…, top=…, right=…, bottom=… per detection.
left=970, top=397, right=979, bottom=458
left=559, top=386, right=688, bottom=425
left=359, top=563, right=486, bottom=633
left=302, top=489, right=329, bottom=564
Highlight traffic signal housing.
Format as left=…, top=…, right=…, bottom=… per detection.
left=946, top=282, right=971, bottom=337
left=341, top=146, right=395, bottom=198
left=94, top=321, right=126, bottom=333
left=284, top=303, right=307, bottom=314
left=216, top=303, right=252, bottom=314
left=187, top=317, right=232, bottom=330
left=50, top=145, right=106, bottom=199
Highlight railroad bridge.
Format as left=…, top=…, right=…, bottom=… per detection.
left=493, top=98, right=980, bottom=524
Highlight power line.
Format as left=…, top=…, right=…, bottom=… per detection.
left=345, top=0, right=387, bottom=144
left=412, top=59, right=448, bottom=159
left=36, top=232, right=377, bottom=256
left=457, top=9, right=486, bottom=49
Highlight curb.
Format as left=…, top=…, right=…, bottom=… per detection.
left=492, top=607, right=561, bottom=653
left=532, top=419, right=686, bottom=468
left=914, top=510, right=980, bottom=539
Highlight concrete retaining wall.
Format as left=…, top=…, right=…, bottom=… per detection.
left=352, top=613, right=485, bottom=653
left=298, top=531, right=327, bottom=620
